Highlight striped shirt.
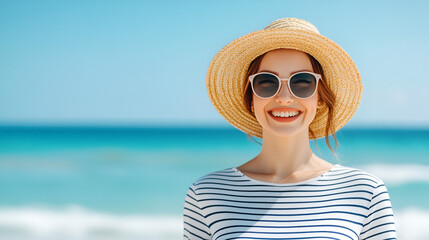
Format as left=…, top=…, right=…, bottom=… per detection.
left=183, top=164, right=397, bottom=240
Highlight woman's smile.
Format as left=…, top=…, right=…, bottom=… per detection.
left=268, top=110, right=303, bottom=122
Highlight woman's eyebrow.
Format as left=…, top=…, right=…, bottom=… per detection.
left=259, top=69, right=313, bottom=75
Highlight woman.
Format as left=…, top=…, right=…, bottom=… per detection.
left=183, top=17, right=397, bottom=239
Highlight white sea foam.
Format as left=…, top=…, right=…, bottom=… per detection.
left=0, top=204, right=428, bottom=239
left=0, top=204, right=181, bottom=240
left=359, top=163, right=429, bottom=185
left=394, top=207, right=429, bottom=240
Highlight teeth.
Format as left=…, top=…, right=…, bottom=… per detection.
left=271, top=111, right=300, bottom=117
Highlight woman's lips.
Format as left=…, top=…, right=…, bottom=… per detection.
left=268, top=110, right=302, bottom=122
left=268, top=107, right=301, bottom=112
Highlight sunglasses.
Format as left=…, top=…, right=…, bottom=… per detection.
left=249, top=71, right=321, bottom=99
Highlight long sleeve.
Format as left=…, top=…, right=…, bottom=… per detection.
left=359, top=180, right=397, bottom=239
left=183, top=184, right=212, bottom=240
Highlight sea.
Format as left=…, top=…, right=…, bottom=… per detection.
left=0, top=125, right=428, bottom=240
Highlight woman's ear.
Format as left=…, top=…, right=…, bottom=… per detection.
left=317, top=97, right=324, bottom=109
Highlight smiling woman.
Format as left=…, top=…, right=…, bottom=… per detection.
left=243, top=50, right=338, bottom=154
left=183, top=17, right=397, bottom=239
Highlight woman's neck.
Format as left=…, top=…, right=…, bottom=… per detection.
left=245, top=127, right=326, bottom=178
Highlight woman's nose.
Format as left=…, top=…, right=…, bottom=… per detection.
left=275, top=81, right=294, bottom=104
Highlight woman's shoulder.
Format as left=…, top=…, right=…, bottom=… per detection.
left=189, top=167, right=236, bottom=188
left=332, top=164, right=387, bottom=187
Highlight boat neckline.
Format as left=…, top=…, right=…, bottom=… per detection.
left=232, top=164, right=340, bottom=186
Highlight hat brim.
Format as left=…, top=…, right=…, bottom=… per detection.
left=206, top=28, right=362, bottom=139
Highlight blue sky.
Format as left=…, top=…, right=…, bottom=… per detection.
left=1, top=0, right=428, bottom=128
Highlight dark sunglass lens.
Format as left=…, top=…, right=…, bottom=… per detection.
left=252, top=74, right=279, bottom=98
left=289, top=73, right=317, bottom=98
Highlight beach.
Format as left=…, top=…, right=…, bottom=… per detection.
left=1, top=126, right=428, bottom=239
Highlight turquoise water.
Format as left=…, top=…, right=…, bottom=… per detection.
left=1, top=126, right=428, bottom=239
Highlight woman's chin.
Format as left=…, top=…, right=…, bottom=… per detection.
left=262, top=126, right=305, bottom=139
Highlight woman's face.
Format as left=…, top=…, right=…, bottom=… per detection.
left=252, top=48, right=323, bottom=138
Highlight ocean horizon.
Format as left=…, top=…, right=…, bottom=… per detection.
left=1, top=125, right=428, bottom=239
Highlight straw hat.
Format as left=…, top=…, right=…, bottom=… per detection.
left=206, top=17, right=362, bottom=139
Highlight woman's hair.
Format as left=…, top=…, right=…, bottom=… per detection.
left=242, top=49, right=339, bottom=160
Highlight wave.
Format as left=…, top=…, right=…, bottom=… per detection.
left=0, top=204, right=428, bottom=239
left=0, top=204, right=180, bottom=240
left=359, top=163, right=429, bottom=185
left=394, top=206, right=429, bottom=240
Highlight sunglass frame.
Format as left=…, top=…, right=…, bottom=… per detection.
left=249, top=71, right=322, bottom=99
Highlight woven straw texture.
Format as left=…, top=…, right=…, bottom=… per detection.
left=206, top=18, right=362, bottom=139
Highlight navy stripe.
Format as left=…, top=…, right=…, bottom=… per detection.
left=196, top=190, right=373, bottom=200
left=184, top=227, right=209, bottom=239
left=200, top=196, right=370, bottom=205
left=364, top=229, right=397, bottom=239
left=219, top=230, right=355, bottom=240
left=195, top=183, right=378, bottom=192
left=214, top=224, right=359, bottom=239
left=226, top=237, right=341, bottom=240
left=361, top=221, right=396, bottom=234
left=210, top=217, right=362, bottom=228
left=202, top=203, right=369, bottom=211
left=205, top=210, right=367, bottom=219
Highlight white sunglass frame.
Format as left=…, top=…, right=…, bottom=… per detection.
left=249, top=71, right=322, bottom=99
